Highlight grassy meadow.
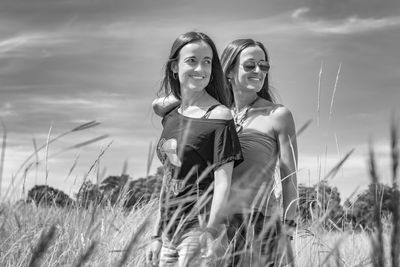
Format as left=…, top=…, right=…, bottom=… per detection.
left=0, top=199, right=397, bottom=267
left=0, top=119, right=399, bottom=266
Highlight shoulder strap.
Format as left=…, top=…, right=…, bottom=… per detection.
left=201, top=104, right=220, bottom=119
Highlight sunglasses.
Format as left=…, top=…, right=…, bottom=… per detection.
left=242, top=60, right=270, bottom=73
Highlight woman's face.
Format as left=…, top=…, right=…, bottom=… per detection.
left=172, top=41, right=213, bottom=93
left=230, top=45, right=268, bottom=94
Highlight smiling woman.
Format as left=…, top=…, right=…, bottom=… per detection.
left=146, top=31, right=243, bottom=267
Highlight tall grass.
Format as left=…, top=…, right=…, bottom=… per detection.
left=1, top=119, right=400, bottom=266
left=0, top=200, right=156, bottom=266
left=0, top=198, right=397, bottom=266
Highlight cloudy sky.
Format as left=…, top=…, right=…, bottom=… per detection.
left=1, top=0, right=399, bottom=201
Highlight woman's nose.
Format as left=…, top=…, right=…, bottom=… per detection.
left=254, top=64, right=262, bottom=73
left=194, top=63, right=203, bottom=71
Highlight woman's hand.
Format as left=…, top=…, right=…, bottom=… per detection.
left=200, top=231, right=218, bottom=259
left=152, top=95, right=180, bottom=117
left=145, top=239, right=162, bottom=266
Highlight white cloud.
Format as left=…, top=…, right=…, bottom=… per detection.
left=313, top=16, right=400, bottom=34
left=292, top=11, right=400, bottom=34
left=291, top=7, right=310, bottom=19
left=30, top=97, right=115, bottom=109
left=0, top=33, right=72, bottom=57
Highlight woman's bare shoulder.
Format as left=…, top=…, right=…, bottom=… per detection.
left=271, top=104, right=292, bottom=118
left=252, top=99, right=285, bottom=116
left=209, top=105, right=233, bottom=120
left=203, top=94, right=232, bottom=120
left=270, top=105, right=295, bottom=133
left=253, top=101, right=294, bottom=128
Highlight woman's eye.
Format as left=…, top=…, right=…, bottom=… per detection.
left=204, top=59, right=212, bottom=65
left=185, top=58, right=197, bottom=64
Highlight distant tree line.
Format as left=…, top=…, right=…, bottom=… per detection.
left=26, top=166, right=164, bottom=209
left=25, top=167, right=399, bottom=231
left=298, top=181, right=400, bottom=231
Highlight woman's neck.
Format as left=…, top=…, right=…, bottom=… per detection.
left=180, top=88, right=207, bottom=109
left=233, top=90, right=259, bottom=112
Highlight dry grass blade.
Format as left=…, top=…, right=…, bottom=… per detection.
left=14, top=212, right=21, bottom=230
left=85, top=204, right=99, bottom=237
left=45, top=122, right=53, bottom=186
left=32, top=136, right=39, bottom=183
left=71, top=120, right=101, bottom=132
left=288, top=136, right=298, bottom=174
left=81, top=141, right=113, bottom=184
left=296, top=119, right=312, bottom=137
left=146, top=141, right=156, bottom=177
left=0, top=120, right=6, bottom=199
left=334, top=133, right=345, bottom=179
left=368, top=143, right=385, bottom=267
left=28, top=225, right=57, bottom=267
left=65, top=152, right=80, bottom=181
left=322, top=148, right=355, bottom=181
left=121, top=159, right=128, bottom=176
left=49, top=135, right=109, bottom=159
left=12, top=120, right=101, bottom=179
left=329, top=63, right=342, bottom=121
left=74, top=241, right=98, bottom=267
left=317, top=62, right=323, bottom=127
left=115, top=216, right=150, bottom=267
left=390, top=116, right=399, bottom=267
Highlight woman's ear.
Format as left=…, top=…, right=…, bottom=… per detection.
left=171, top=61, right=178, bottom=74
left=226, top=68, right=234, bottom=81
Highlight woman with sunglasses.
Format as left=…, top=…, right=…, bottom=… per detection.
left=221, top=39, right=297, bottom=266
left=146, top=32, right=243, bottom=267
left=152, top=38, right=298, bottom=266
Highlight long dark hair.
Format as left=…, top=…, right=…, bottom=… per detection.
left=159, top=31, right=230, bottom=106
left=220, top=39, right=275, bottom=107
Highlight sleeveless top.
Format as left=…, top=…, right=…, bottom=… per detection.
left=156, top=106, right=243, bottom=235
left=230, top=128, right=279, bottom=216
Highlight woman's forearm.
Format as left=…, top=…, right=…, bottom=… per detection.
left=207, top=162, right=233, bottom=229
left=281, top=172, right=298, bottom=220
left=276, top=107, right=298, bottom=221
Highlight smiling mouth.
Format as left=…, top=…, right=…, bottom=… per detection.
left=191, top=75, right=206, bottom=80
left=248, top=77, right=262, bottom=81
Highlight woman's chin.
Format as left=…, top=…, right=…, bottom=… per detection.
left=187, top=84, right=207, bottom=92
left=237, top=86, right=262, bottom=94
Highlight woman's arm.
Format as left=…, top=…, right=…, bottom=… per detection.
left=275, top=106, right=298, bottom=221
left=207, top=106, right=234, bottom=229
left=145, top=196, right=163, bottom=265
left=207, top=161, right=233, bottom=230
left=152, top=95, right=180, bottom=117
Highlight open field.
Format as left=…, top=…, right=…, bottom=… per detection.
left=0, top=199, right=397, bottom=267
left=0, top=115, right=398, bottom=267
